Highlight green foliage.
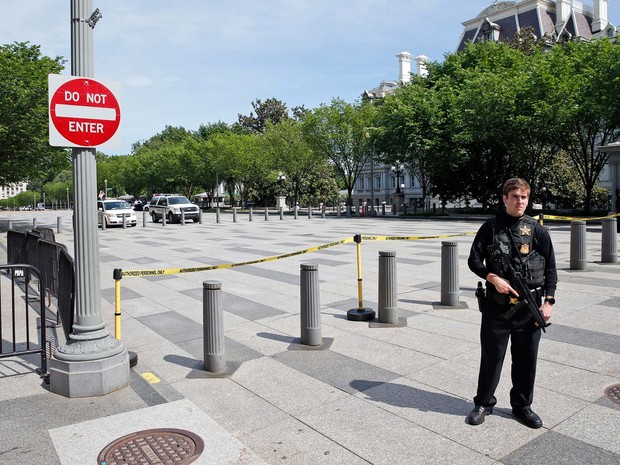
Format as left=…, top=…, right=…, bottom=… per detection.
left=302, top=98, right=376, bottom=204
left=411, top=38, right=620, bottom=209
left=0, top=42, right=67, bottom=185
left=373, top=77, right=442, bottom=209
left=237, top=98, right=305, bottom=133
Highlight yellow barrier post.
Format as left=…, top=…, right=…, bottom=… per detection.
left=113, top=268, right=122, bottom=340
left=113, top=268, right=138, bottom=367
left=347, top=234, right=375, bottom=321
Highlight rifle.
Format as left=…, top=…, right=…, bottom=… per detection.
left=489, top=244, right=549, bottom=332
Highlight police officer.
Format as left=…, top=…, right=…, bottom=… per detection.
left=467, top=178, right=557, bottom=428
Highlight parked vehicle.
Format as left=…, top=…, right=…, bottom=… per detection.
left=149, top=195, right=200, bottom=223
left=98, top=199, right=138, bottom=227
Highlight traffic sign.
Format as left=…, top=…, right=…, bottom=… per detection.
left=48, top=74, right=121, bottom=148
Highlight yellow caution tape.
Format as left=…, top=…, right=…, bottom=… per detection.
left=542, top=212, right=620, bottom=222
left=122, top=236, right=355, bottom=278
left=361, top=231, right=476, bottom=241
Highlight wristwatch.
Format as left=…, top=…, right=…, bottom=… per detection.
left=544, top=297, right=555, bottom=305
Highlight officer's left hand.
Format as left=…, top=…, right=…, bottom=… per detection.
left=539, top=301, right=554, bottom=323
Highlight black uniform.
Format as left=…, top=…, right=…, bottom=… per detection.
left=468, top=211, right=557, bottom=410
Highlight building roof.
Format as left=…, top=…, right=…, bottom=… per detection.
left=457, top=0, right=617, bottom=51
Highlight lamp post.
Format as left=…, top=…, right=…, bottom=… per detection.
left=49, top=0, right=128, bottom=398
left=391, top=162, right=404, bottom=213
left=277, top=172, right=286, bottom=210
left=364, top=129, right=376, bottom=216
left=277, top=172, right=286, bottom=196
left=104, top=178, right=108, bottom=198
left=66, top=187, right=70, bottom=209
left=391, top=162, right=404, bottom=194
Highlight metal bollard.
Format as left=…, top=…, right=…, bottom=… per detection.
left=199, top=209, right=203, bottom=224
left=33, top=218, right=37, bottom=230
left=300, top=264, right=322, bottom=346
left=294, top=205, right=298, bottom=220
left=570, top=220, right=587, bottom=270
left=181, top=210, right=185, bottom=225
left=382, top=203, right=386, bottom=216
left=203, top=280, right=226, bottom=373
left=216, top=207, right=220, bottom=223
left=378, top=251, right=399, bottom=324
left=143, top=211, right=147, bottom=227
left=233, top=207, right=237, bottom=222
left=308, top=205, right=312, bottom=219
left=601, top=218, right=617, bottom=263
left=265, top=205, right=269, bottom=221
left=249, top=207, right=253, bottom=221
left=162, top=211, right=167, bottom=226
left=321, top=205, right=326, bottom=219
left=440, top=241, right=460, bottom=306
left=122, top=213, right=127, bottom=229
left=57, top=216, right=61, bottom=234
left=101, top=215, right=106, bottom=230
left=279, top=206, right=283, bottom=220
left=337, top=204, right=341, bottom=218
left=8, top=219, right=13, bottom=230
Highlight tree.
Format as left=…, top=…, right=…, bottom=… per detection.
left=0, top=42, right=67, bottom=185
left=547, top=38, right=620, bottom=209
left=302, top=99, right=376, bottom=205
left=237, top=98, right=306, bottom=133
left=373, top=77, right=442, bottom=209
left=238, top=98, right=290, bottom=133
left=206, top=131, right=266, bottom=206
left=130, top=126, right=204, bottom=197
left=262, top=119, right=324, bottom=207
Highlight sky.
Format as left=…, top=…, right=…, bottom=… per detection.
left=2, top=0, right=620, bottom=155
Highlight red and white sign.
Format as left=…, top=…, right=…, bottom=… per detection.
left=49, top=74, right=121, bottom=148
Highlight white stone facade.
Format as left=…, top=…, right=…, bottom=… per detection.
left=0, top=182, right=28, bottom=200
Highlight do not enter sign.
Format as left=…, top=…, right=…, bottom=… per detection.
left=49, top=74, right=121, bottom=148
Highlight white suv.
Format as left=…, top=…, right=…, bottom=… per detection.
left=149, top=195, right=200, bottom=223
left=98, top=199, right=137, bottom=227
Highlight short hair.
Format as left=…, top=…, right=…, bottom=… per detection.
left=502, top=178, right=530, bottom=197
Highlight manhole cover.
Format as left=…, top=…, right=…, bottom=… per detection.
left=97, top=428, right=204, bottom=465
left=604, top=383, right=620, bottom=405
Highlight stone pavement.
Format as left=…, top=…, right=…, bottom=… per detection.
left=0, top=209, right=619, bottom=465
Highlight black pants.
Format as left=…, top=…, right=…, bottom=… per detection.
left=473, top=303, right=542, bottom=409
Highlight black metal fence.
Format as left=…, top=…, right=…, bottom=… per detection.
left=0, top=265, right=49, bottom=379
left=3, top=227, right=76, bottom=375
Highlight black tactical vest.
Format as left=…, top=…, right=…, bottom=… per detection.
left=487, top=215, right=545, bottom=288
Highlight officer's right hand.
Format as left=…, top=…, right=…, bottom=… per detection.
left=486, top=273, right=519, bottom=297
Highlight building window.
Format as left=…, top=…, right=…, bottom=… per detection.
left=391, top=176, right=396, bottom=189
left=359, top=177, right=365, bottom=190
left=374, top=175, right=381, bottom=189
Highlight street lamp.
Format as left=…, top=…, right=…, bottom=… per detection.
left=391, top=162, right=404, bottom=194
left=104, top=179, right=108, bottom=198
left=66, top=187, right=70, bottom=209
left=277, top=172, right=286, bottom=196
